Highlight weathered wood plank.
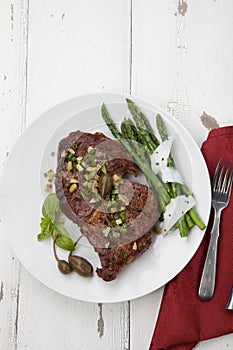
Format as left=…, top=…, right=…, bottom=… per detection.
left=14, top=1, right=132, bottom=350
left=0, top=1, right=29, bottom=349
left=130, top=289, right=164, bottom=350
left=131, top=0, right=175, bottom=104
left=26, top=0, right=132, bottom=121
left=16, top=272, right=130, bottom=350
left=186, top=0, right=233, bottom=145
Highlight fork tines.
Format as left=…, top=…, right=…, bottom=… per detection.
left=213, top=160, right=233, bottom=194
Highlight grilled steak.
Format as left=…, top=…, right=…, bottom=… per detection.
left=55, top=130, right=159, bottom=281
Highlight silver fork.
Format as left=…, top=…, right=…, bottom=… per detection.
left=199, top=160, right=233, bottom=301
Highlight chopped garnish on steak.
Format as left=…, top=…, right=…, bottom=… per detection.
left=55, top=130, right=159, bottom=281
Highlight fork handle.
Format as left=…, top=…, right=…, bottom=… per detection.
left=198, top=208, right=222, bottom=301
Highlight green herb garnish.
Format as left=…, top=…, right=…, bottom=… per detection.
left=80, top=192, right=89, bottom=201
left=72, top=142, right=78, bottom=149
left=119, top=211, right=126, bottom=222
left=51, top=151, right=55, bottom=157
left=102, top=226, right=111, bottom=237
left=101, top=164, right=107, bottom=174
left=37, top=193, right=75, bottom=251
left=111, top=230, right=120, bottom=238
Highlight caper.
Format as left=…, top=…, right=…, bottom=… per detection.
left=53, top=235, right=71, bottom=275
left=68, top=255, right=93, bottom=277
left=99, top=173, right=113, bottom=198
left=57, top=260, right=71, bottom=274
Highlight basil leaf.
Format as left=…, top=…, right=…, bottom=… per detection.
left=42, top=193, right=61, bottom=222
left=52, top=224, right=75, bottom=251
left=54, top=235, right=75, bottom=251
left=37, top=231, right=52, bottom=241
left=40, top=217, right=52, bottom=233
left=38, top=193, right=74, bottom=251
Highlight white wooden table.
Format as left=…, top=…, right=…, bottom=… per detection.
left=1, top=1, right=233, bottom=349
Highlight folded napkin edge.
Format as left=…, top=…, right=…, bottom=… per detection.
left=207, top=126, right=233, bottom=139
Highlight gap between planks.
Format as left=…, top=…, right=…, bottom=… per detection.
left=19, top=0, right=30, bottom=132
left=129, top=0, right=133, bottom=95
left=14, top=0, right=30, bottom=348
left=0, top=282, right=4, bottom=302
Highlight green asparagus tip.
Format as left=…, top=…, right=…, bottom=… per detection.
left=126, top=98, right=133, bottom=105
left=101, top=102, right=107, bottom=112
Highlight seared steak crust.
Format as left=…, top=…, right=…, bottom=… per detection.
left=55, top=131, right=159, bottom=281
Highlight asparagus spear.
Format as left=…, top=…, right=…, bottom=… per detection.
left=185, top=212, right=195, bottom=229
left=102, top=101, right=205, bottom=236
left=121, top=119, right=151, bottom=165
left=101, top=103, right=171, bottom=212
left=121, top=118, right=139, bottom=141
left=178, top=216, right=189, bottom=237
left=126, top=98, right=160, bottom=151
left=189, top=208, right=206, bottom=230
left=124, top=107, right=187, bottom=236
left=120, top=119, right=182, bottom=235
left=173, top=180, right=189, bottom=237
left=156, top=114, right=175, bottom=167
left=156, top=113, right=167, bottom=142
left=124, top=117, right=155, bottom=154
left=127, top=107, right=204, bottom=235
left=156, top=113, right=206, bottom=231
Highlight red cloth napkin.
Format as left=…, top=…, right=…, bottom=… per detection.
left=150, top=126, right=233, bottom=350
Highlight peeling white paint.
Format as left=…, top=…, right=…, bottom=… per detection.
left=178, top=0, right=188, bottom=16
left=19, top=0, right=29, bottom=132
left=167, top=0, right=190, bottom=126
left=200, top=111, right=219, bottom=130
left=10, top=3, right=14, bottom=42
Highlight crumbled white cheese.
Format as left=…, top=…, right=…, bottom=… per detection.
left=151, top=137, right=173, bottom=174
left=151, top=137, right=184, bottom=184
left=160, top=167, right=184, bottom=184
left=161, top=195, right=196, bottom=234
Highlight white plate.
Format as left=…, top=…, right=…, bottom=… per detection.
left=0, top=93, right=211, bottom=303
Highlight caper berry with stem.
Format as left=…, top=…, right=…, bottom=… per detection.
left=99, top=173, right=113, bottom=198
left=57, top=260, right=71, bottom=274
left=53, top=235, right=71, bottom=275
left=68, top=234, right=93, bottom=277
left=68, top=255, right=93, bottom=277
